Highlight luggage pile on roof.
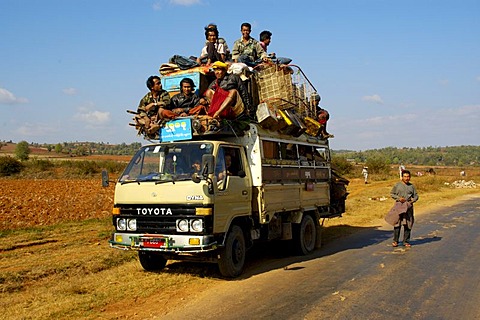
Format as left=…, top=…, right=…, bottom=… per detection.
left=129, top=23, right=332, bottom=141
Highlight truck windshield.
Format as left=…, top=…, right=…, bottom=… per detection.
left=119, top=142, right=214, bottom=183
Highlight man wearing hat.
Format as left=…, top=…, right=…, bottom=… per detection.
left=205, top=61, right=251, bottom=119
left=311, top=92, right=333, bottom=139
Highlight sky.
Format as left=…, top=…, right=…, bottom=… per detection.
left=1, top=0, right=479, bottom=151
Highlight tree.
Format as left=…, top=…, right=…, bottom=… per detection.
left=55, top=143, right=63, bottom=154
left=15, top=141, right=31, bottom=161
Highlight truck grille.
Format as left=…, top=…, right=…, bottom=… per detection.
left=115, top=204, right=212, bottom=234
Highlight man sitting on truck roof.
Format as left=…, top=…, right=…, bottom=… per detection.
left=197, top=26, right=226, bottom=65
left=259, top=30, right=292, bottom=65
left=135, top=75, right=172, bottom=136
left=232, top=22, right=268, bottom=67
left=204, top=61, right=252, bottom=119
left=169, top=78, right=206, bottom=116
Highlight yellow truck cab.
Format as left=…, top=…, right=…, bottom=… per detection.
left=109, top=119, right=348, bottom=277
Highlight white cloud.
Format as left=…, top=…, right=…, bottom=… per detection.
left=0, top=87, right=29, bottom=104
left=152, top=2, right=162, bottom=10
left=63, top=87, right=78, bottom=95
left=331, top=104, right=480, bottom=150
left=75, top=107, right=110, bottom=125
left=452, top=104, right=480, bottom=116
left=361, top=94, right=384, bottom=104
left=15, top=123, right=59, bottom=136
left=170, top=0, right=201, bottom=6
left=75, top=110, right=110, bottom=125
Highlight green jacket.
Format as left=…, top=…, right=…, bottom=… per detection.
left=137, top=90, right=171, bottom=117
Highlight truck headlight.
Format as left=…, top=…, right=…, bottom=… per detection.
left=117, top=218, right=126, bottom=231
left=127, top=219, right=137, bottom=231
left=176, top=219, right=189, bottom=232
left=190, top=219, right=203, bottom=232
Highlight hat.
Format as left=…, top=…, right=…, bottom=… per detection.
left=311, top=92, right=321, bottom=101
left=211, top=61, right=228, bottom=70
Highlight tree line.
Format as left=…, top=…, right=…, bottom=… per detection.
left=333, top=145, right=479, bottom=167
left=2, top=141, right=479, bottom=167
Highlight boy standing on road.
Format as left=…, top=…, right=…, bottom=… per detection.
left=390, top=170, right=419, bottom=247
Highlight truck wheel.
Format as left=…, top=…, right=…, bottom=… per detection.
left=293, top=214, right=316, bottom=255
left=138, top=251, right=167, bottom=271
left=218, top=225, right=246, bottom=278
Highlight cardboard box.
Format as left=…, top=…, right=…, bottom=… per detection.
left=256, top=102, right=278, bottom=130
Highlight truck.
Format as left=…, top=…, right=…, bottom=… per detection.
left=107, top=64, right=349, bottom=277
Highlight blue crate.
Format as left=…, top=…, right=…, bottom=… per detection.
left=161, top=72, right=209, bottom=96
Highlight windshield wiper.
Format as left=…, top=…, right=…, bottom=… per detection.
left=120, top=179, right=142, bottom=185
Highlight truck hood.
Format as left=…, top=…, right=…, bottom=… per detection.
left=114, top=180, right=213, bottom=205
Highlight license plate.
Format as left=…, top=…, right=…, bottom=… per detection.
left=142, top=238, right=167, bottom=248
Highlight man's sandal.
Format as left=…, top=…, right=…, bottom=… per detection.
left=404, top=243, right=411, bottom=247
left=392, top=242, right=398, bottom=247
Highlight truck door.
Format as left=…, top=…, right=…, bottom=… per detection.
left=213, top=146, right=251, bottom=233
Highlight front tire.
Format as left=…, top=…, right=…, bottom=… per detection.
left=138, top=251, right=167, bottom=271
left=293, top=214, right=316, bottom=255
left=218, top=225, right=246, bottom=278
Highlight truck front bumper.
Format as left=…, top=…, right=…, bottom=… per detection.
left=109, top=232, right=218, bottom=253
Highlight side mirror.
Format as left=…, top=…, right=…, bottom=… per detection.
left=191, top=173, right=201, bottom=183
left=101, top=170, right=109, bottom=187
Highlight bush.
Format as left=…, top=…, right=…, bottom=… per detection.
left=27, top=158, right=55, bottom=171
left=0, top=156, right=24, bottom=176
left=366, top=156, right=390, bottom=175
left=96, top=160, right=127, bottom=175
left=75, top=161, right=101, bottom=175
left=414, top=176, right=444, bottom=192
left=331, top=156, right=354, bottom=175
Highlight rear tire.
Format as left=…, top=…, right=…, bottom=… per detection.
left=293, top=214, right=316, bottom=255
left=138, top=251, right=167, bottom=271
left=218, top=225, right=246, bottom=278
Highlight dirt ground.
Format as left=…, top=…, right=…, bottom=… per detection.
left=1, top=168, right=479, bottom=319
left=0, top=179, right=114, bottom=230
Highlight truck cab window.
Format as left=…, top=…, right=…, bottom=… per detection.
left=216, top=147, right=243, bottom=189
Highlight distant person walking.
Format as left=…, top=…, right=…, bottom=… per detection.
left=390, top=170, right=419, bottom=247
left=362, top=167, right=368, bottom=184
left=399, top=164, right=406, bottom=179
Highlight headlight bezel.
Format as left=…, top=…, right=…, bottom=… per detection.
left=127, top=219, right=137, bottom=231
left=116, top=218, right=126, bottom=231
left=190, top=219, right=204, bottom=232
left=176, top=219, right=189, bottom=232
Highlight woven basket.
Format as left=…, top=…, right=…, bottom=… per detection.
left=256, top=65, right=295, bottom=110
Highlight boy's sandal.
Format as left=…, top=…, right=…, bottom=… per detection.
left=392, top=242, right=398, bottom=247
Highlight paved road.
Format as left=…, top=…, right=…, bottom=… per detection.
left=163, top=195, right=480, bottom=320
